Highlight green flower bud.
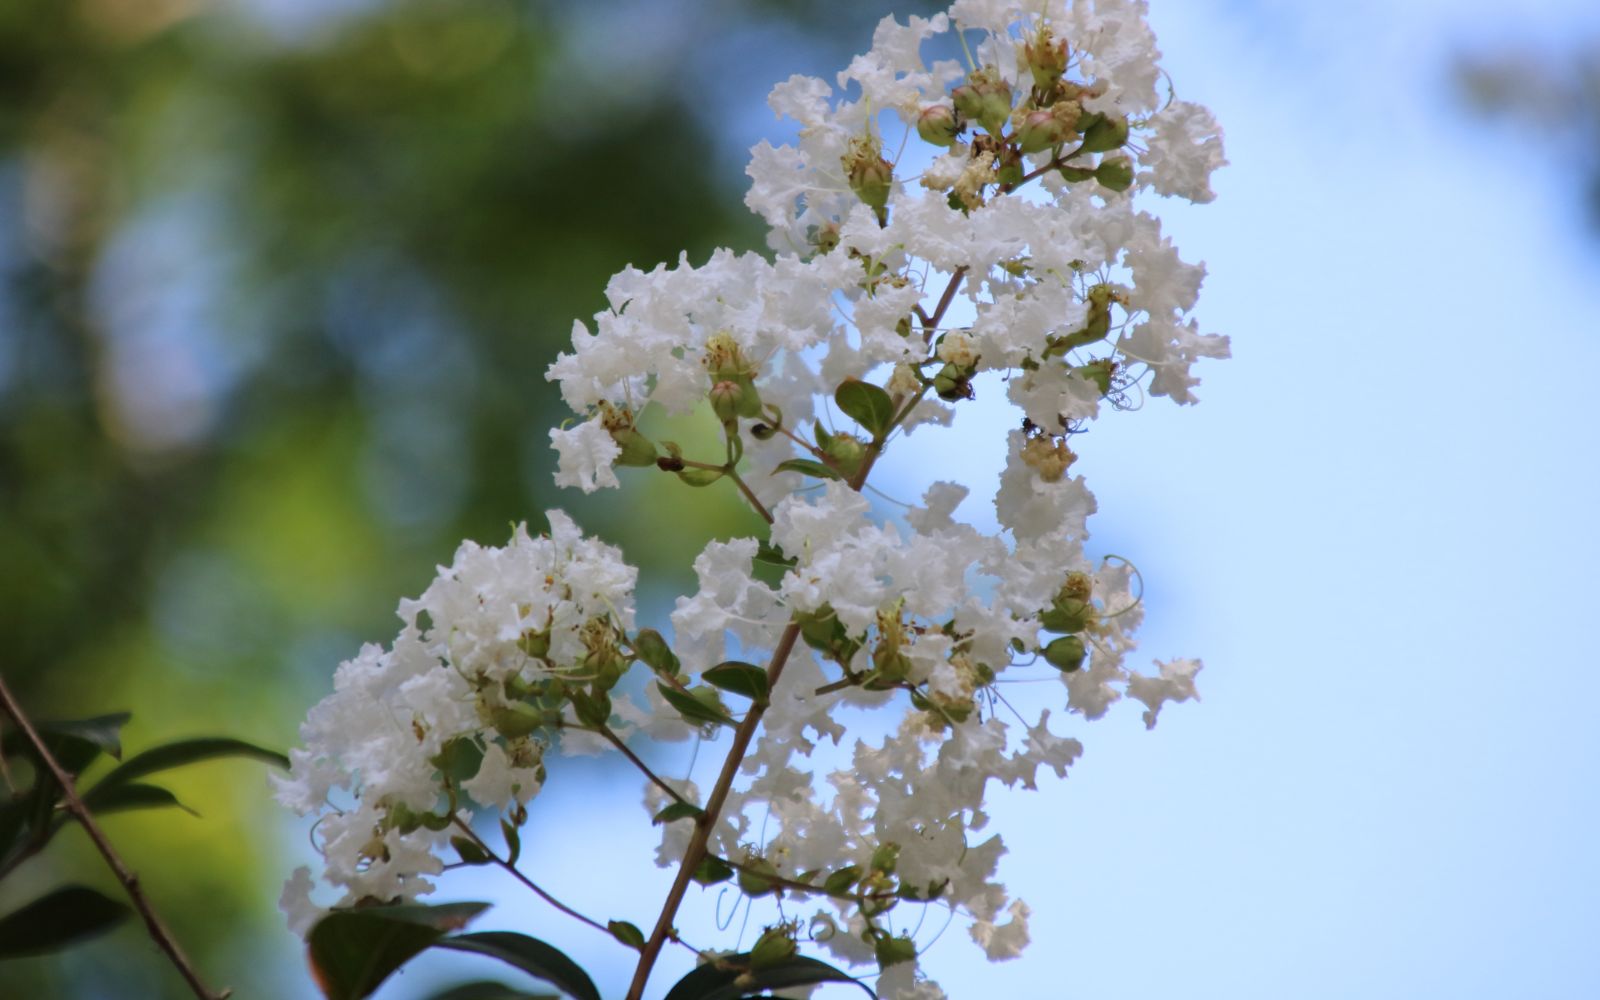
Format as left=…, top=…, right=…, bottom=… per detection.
left=1057, top=164, right=1096, bottom=183
left=1043, top=634, right=1088, bottom=672
left=952, top=67, right=1012, bottom=135
left=749, top=926, right=799, bottom=970
left=842, top=133, right=894, bottom=217
left=821, top=432, right=866, bottom=478
left=1080, top=112, right=1130, bottom=153
left=609, top=427, right=658, bottom=467
left=1095, top=153, right=1135, bottom=192
left=932, top=362, right=972, bottom=402
left=488, top=700, right=544, bottom=739
left=517, top=627, right=551, bottom=660
left=875, top=933, right=917, bottom=969
left=1016, top=101, right=1081, bottom=154
left=709, top=380, right=743, bottom=424
left=870, top=842, right=901, bottom=875
left=916, top=103, right=960, bottom=146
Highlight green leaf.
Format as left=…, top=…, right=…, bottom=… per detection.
left=433, top=738, right=486, bottom=785
left=633, top=629, right=681, bottom=675
left=661, top=952, right=875, bottom=1000
left=435, top=932, right=602, bottom=1000
left=652, top=801, right=703, bottom=825
left=80, top=782, right=198, bottom=819
left=752, top=541, right=796, bottom=568
left=655, top=683, right=736, bottom=729
left=0, top=885, right=131, bottom=958
left=607, top=919, right=646, bottom=950
left=700, top=662, right=769, bottom=703
left=308, top=901, right=490, bottom=1000
left=0, top=713, right=133, bottom=762
left=676, top=466, right=725, bottom=488
left=822, top=865, right=862, bottom=896
left=423, top=982, right=556, bottom=1000
left=773, top=458, right=842, bottom=481
left=451, top=836, right=492, bottom=865
left=834, top=378, right=896, bottom=438
left=691, top=856, right=734, bottom=886
left=567, top=690, right=611, bottom=729
left=874, top=933, right=917, bottom=969
left=89, top=737, right=288, bottom=797
left=500, top=818, right=522, bottom=866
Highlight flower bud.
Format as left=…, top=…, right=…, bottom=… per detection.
left=952, top=67, right=1012, bottom=136
left=1043, top=634, right=1087, bottom=672
left=1057, top=164, right=1096, bottom=183
left=609, top=427, right=658, bottom=467
left=823, top=434, right=865, bottom=478
left=1023, top=25, right=1069, bottom=89
left=1079, top=112, right=1130, bottom=153
left=749, top=926, right=799, bottom=970
left=842, top=133, right=894, bottom=218
left=932, top=362, right=972, bottom=402
left=709, top=379, right=744, bottom=424
left=1015, top=109, right=1062, bottom=154
left=1095, top=153, right=1134, bottom=192
left=916, top=103, right=960, bottom=146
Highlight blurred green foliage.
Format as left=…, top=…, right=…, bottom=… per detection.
left=0, top=0, right=933, bottom=994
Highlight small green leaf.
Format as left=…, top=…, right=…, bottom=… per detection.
left=451, top=836, right=493, bottom=865
left=661, top=952, right=875, bottom=1000
left=655, top=683, right=736, bottom=729
left=90, top=737, right=288, bottom=796
left=433, top=738, right=486, bottom=785
left=737, top=859, right=778, bottom=898
left=567, top=690, right=611, bottom=729
left=0, top=885, right=130, bottom=958
left=676, top=466, right=725, bottom=488
left=0, top=713, right=133, bottom=762
left=773, top=458, right=841, bottom=481
left=691, top=856, right=734, bottom=886
left=822, top=865, right=862, bottom=896
left=652, top=801, right=703, bottom=826
left=700, top=662, right=769, bottom=703
left=607, top=919, right=646, bottom=950
left=500, top=818, right=521, bottom=866
left=309, top=901, right=490, bottom=1000
left=80, top=782, right=197, bottom=819
left=434, top=932, right=601, bottom=1000
left=632, top=629, right=680, bottom=675
left=834, top=378, right=896, bottom=438
left=752, top=540, right=797, bottom=568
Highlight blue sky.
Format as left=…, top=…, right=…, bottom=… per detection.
left=316, top=3, right=1600, bottom=997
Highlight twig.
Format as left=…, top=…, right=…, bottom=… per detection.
left=449, top=816, right=610, bottom=936
left=0, top=673, right=227, bottom=1000
left=592, top=724, right=692, bottom=808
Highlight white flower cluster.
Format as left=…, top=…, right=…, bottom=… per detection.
left=285, top=2, right=1223, bottom=997
left=275, top=514, right=639, bottom=922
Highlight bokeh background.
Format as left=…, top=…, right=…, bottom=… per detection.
left=3, top=0, right=1599, bottom=997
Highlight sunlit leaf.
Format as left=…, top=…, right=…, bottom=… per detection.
left=700, top=662, right=768, bottom=703
left=834, top=378, right=896, bottom=438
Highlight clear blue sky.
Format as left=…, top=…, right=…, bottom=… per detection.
left=316, top=3, right=1600, bottom=997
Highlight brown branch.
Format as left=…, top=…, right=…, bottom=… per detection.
left=625, top=620, right=804, bottom=1000
left=0, top=674, right=227, bottom=1000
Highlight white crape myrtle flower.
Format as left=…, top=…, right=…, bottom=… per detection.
left=275, top=512, right=641, bottom=909
left=289, top=3, right=1224, bottom=998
